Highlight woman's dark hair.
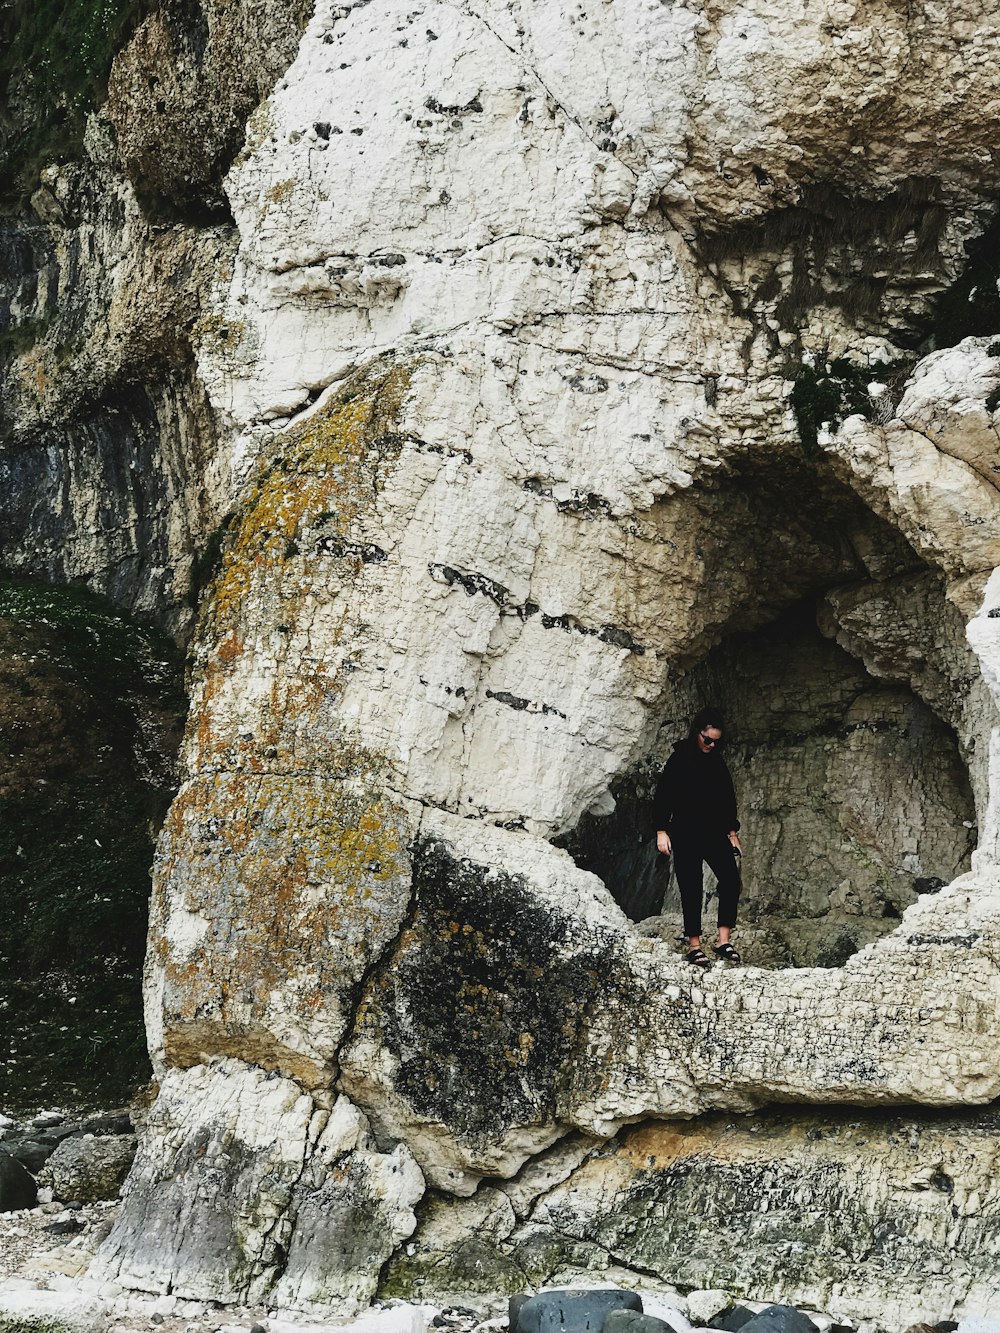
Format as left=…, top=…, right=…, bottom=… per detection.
left=688, top=707, right=726, bottom=744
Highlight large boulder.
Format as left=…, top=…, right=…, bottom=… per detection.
left=0, top=1153, right=37, bottom=1213
left=38, top=1134, right=137, bottom=1204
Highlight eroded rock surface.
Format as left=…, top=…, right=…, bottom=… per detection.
left=385, top=1107, right=1000, bottom=1329
left=93, top=1061, right=423, bottom=1311
left=3, top=0, right=1000, bottom=1321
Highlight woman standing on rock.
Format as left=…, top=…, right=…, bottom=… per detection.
left=654, top=707, right=743, bottom=968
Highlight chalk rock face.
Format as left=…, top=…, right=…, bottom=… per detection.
left=383, top=1108, right=1000, bottom=1328
left=824, top=341, right=1000, bottom=579
left=23, top=0, right=998, bottom=1316
left=93, top=1061, right=423, bottom=1310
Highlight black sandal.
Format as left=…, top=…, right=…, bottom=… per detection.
left=713, top=943, right=741, bottom=963
left=685, top=948, right=711, bottom=969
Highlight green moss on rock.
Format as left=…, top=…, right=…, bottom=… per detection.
left=789, top=356, right=906, bottom=456
left=0, top=0, right=148, bottom=199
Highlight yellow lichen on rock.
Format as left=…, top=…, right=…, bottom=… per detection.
left=205, top=358, right=411, bottom=643
left=149, top=357, right=419, bottom=1086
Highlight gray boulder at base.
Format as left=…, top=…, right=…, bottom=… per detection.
left=0, top=1152, right=37, bottom=1212
left=741, top=1309, right=818, bottom=1333
left=604, top=1312, right=681, bottom=1333
left=1, top=1139, right=54, bottom=1175
left=38, top=1134, right=137, bottom=1203
left=710, top=1312, right=759, bottom=1333
left=515, top=1291, right=643, bottom=1333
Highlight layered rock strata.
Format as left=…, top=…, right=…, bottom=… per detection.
left=385, top=1107, right=1000, bottom=1330
left=0, top=0, right=313, bottom=638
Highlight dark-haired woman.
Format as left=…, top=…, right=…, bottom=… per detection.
left=653, top=708, right=742, bottom=968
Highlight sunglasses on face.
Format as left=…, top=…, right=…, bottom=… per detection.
left=699, top=731, right=720, bottom=747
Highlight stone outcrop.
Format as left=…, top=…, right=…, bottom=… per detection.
left=0, top=0, right=311, bottom=639
left=3, top=0, right=1000, bottom=1323
left=384, top=1106, right=1000, bottom=1329
left=0, top=144, right=227, bottom=638
left=94, top=1061, right=423, bottom=1310
left=106, top=0, right=313, bottom=220
left=38, top=1135, right=137, bottom=1205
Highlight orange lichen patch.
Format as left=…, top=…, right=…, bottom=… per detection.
left=265, top=178, right=296, bottom=205
left=182, top=357, right=415, bottom=774
left=155, top=767, right=413, bottom=1056
left=153, top=359, right=420, bottom=1065
left=619, top=1122, right=726, bottom=1170
left=205, top=357, right=413, bottom=642
left=164, top=1019, right=330, bottom=1091
left=618, top=1117, right=819, bottom=1171
left=217, top=631, right=243, bottom=664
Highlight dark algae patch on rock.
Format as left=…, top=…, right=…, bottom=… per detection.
left=358, top=837, right=626, bottom=1143
left=0, top=578, right=185, bottom=1110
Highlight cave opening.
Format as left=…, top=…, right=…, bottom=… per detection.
left=561, top=459, right=981, bottom=968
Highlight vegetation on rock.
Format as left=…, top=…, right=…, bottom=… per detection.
left=789, top=356, right=909, bottom=456
left=0, top=578, right=184, bottom=1110
left=0, top=0, right=148, bottom=200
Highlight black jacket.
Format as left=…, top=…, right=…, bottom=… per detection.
left=653, top=739, right=740, bottom=839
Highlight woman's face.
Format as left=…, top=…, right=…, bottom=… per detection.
left=696, top=726, right=722, bottom=754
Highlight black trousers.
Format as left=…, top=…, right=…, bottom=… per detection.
left=672, top=831, right=742, bottom=938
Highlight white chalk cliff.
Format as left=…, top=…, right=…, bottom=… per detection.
left=4, top=0, right=1000, bottom=1324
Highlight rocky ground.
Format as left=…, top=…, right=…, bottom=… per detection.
left=0, top=1106, right=992, bottom=1333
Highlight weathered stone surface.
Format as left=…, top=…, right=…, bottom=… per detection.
left=683, top=1296, right=731, bottom=1327
left=514, top=1111, right=1000, bottom=1327
left=383, top=1188, right=524, bottom=1300
left=268, top=1098, right=425, bottom=1312
left=741, top=1310, right=818, bottom=1333
left=37, top=1136, right=137, bottom=1204
left=145, top=360, right=421, bottom=1086
left=92, top=1062, right=423, bottom=1312
left=106, top=0, right=312, bottom=218
left=604, top=1311, right=680, bottom=1333
left=823, top=341, right=1000, bottom=580
left=10, top=0, right=1000, bottom=1317
left=0, top=1288, right=107, bottom=1333
left=0, top=143, right=230, bottom=638
left=340, top=817, right=635, bottom=1191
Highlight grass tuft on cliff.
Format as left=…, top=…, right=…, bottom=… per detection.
left=0, top=0, right=149, bottom=200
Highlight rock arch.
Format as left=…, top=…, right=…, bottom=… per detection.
left=94, top=343, right=1000, bottom=1310
left=564, top=460, right=983, bottom=967
left=92, top=0, right=1000, bottom=1314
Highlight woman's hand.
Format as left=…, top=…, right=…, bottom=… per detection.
left=657, top=831, right=672, bottom=855
left=728, top=831, right=741, bottom=853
